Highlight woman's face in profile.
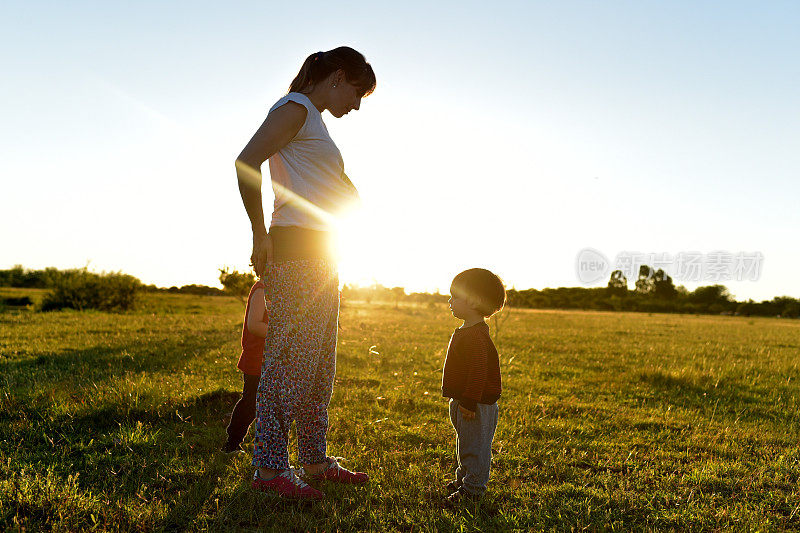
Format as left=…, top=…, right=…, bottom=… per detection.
left=329, top=80, right=362, bottom=118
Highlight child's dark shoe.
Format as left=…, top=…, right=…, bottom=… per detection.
left=309, top=457, right=369, bottom=484
left=443, top=488, right=481, bottom=507
left=445, top=480, right=461, bottom=493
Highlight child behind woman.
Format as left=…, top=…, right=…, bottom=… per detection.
left=222, top=277, right=269, bottom=454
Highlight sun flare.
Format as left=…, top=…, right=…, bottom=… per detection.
left=334, top=210, right=386, bottom=288
left=333, top=208, right=452, bottom=295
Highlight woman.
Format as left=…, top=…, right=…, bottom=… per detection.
left=236, top=46, right=375, bottom=500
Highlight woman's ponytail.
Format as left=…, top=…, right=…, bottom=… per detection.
left=288, top=51, right=325, bottom=94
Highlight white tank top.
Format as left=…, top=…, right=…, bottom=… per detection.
left=267, top=92, right=356, bottom=231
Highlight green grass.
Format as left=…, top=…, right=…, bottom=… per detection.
left=2, top=292, right=800, bottom=531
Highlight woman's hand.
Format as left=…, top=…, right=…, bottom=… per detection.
left=251, top=231, right=272, bottom=277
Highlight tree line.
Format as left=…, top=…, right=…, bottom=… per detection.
left=506, top=266, right=799, bottom=318
left=0, top=265, right=225, bottom=296
left=2, top=265, right=798, bottom=318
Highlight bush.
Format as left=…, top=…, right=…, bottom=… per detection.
left=40, top=269, right=141, bottom=312
left=219, top=267, right=255, bottom=300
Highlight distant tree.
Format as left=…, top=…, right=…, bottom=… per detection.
left=606, top=270, right=628, bottom=296
left=687, top=285, right=735, bottom=314
left=782, top=301, right=800, bottom=319
left=767, top=296, right=800, bottom=318
left=688, top=285, right=732, bottom=306
left=219, top=267, right=255, bottom=301
left=652, top=269, right=677, bottom=300
left=0, top=266, right=64, bottom=288
left=634, top=265, right=655, bottom=295
left=176, top=284, right=226, bottom=296
left=391, top=287, right=405, bottom=309
left=0, top=265, right=25, bottom=287
left=736, top=300, right=757, bottom=316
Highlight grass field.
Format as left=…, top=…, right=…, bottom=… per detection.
left=2, top=292, right=800, bottom=531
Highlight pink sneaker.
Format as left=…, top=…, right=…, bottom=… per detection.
left=251, top=468, right=324, bottom=500
left=310, top=457, right=369, bottom=484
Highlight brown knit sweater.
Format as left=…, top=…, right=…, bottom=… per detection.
left=441, top=321, right=502, bottom=411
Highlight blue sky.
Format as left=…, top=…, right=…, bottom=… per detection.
left=1, top=1, right=798, bottom=300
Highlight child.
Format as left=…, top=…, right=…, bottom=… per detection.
left=441, top=268, right=505, bottom=504
left=221, top=277, right=269, bottom=454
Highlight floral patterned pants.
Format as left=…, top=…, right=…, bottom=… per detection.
left=252, top=259, right=339, bottom=470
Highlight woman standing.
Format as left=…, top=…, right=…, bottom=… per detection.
left=236, top=47, right=375, bottom=500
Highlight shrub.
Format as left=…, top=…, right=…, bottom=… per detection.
left=218, top=267, right=255, bottom=300
left=40, top=269, right=141, bottom=312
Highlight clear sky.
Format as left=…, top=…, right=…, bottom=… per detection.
left=2, top=1, right=798, bottom=300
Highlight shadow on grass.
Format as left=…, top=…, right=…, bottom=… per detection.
left=206, top=478, right=378, bottom=532
left=2, top=389, right=243, bottom=530
left=3, top=330, right=232, bottom=390
left=158, top=458, right=230, bottom=532
left=638, top=369, right=796, bottom=427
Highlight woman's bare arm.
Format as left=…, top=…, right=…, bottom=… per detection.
left=236, top=101, right=307, bottom=275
